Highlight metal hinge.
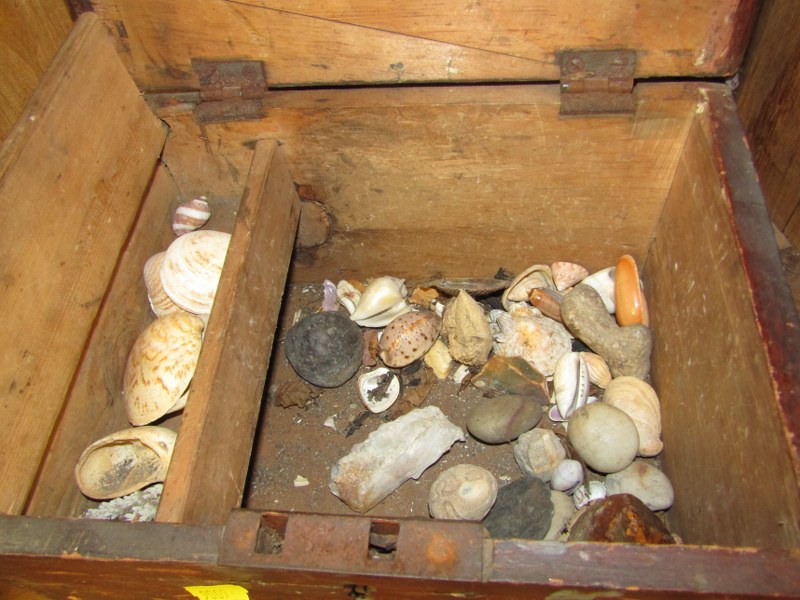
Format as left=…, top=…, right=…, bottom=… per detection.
left=191, top=59, right=268, bottom=124
left=559, top=50, right=636, bottom=116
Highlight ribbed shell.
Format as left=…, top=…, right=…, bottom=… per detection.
left=143, top=252, right=182, bottom=318
left=160, top=230, right=230, bottom=315
left=124, top=312, right=204, bottom=426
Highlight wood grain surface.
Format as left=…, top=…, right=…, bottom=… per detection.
left=737, top=0, right=800, bottom=246
left=0, top=13, right=166, bottom=516
left=89, top=0, right=755, bottom=90
left=645, top=88, right=800, bottom=548
left=156, top=140, right=300, bottom=525
left=0, top=0, right=72, bottom=141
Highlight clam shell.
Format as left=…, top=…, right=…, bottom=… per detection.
left=143, top=252, right=182, bottom=318
left=350, top=276, right=411, bottom=327
left=501, top=264, right=555, bottom=311
left=358, top=367, right=401, bottom=413
left=160, top=230, right=231, bottom=315
left=427, top=277, right=509, bottom=298
left=580, top=352, right=612, bottom=388
left=551, top=261, right=589, bottom=292
left=428, top=464, right=498, bottom=521
left=379, top=310, right=442, bottom=368
left=614, top=254, right=650, bottom=326
left=172, top=197, right=211, bottom=236
left=603, top=376, right=663, bottom=456
left=74, top=426, right=176, bottom=500
left=124, top=312, right=205, bottom=426
left=552, top=351, right=589, bottom=421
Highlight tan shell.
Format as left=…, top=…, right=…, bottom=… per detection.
left=580, top=352, right=612, bottom=388
left=501, top=264, right=555, bottom=310
left=74, top=426, right=176, bottom=500
left=378, top=310, right=442, bottom=368
left=143, top=252, right=182, bottom=318
left=172, top=197, right=211, bottom=236
left=428, top=464, right=498, bottom=520
left=603, top=376, right=663, bottom=457
left=160, top=230, right=231, bottom=315
left=124, top=312, right=205, bottom=426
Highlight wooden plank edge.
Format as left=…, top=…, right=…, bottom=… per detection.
left=487, top=539, right=800, bottom=597
left=705, top=86, right=800, bottom=491
left=156, top=140, right=300, bottom=525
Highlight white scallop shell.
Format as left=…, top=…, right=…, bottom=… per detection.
left=603, top=376, right=663, bottom=457
left=552, top=351, right=590, bottom=421
left=160, top=230, right=231, bottom=315
left=357, top=367, right=401, bottom=413
left=172, top=197, right=211, bottom=236
left=74, top=426, right=177, bottom=500
left=350, top=276, right=411, bottom=327
left=124, top=312, right=205, bottom=426
left=143, top=252, right=182, bottom=318
left=428, top=464, right=498, bottom=520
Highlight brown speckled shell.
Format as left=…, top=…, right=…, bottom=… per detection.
left=378, top=310, right=442, bottom=368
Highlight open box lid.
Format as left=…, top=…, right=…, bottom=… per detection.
left=88, top=0, right=757, bottom=92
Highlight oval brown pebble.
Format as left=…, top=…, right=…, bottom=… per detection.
left=466, top=393, right=546, bottom=444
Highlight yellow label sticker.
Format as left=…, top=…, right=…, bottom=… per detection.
left=184, top=584, right=250, bottom=600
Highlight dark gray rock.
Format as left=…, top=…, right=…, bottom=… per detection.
left=482, top=476, right=554, bottom=539
left=285, top=311, right=364, bottom=388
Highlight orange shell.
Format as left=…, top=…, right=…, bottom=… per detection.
left=614, top=255, right=650, bottom=326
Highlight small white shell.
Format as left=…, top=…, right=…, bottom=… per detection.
left=550, top=459, right=584, bottom=494
left=336, top=280, right=362, bottom=314
left=581, top=267, right=616, bottom=313
left=572, top=480, right=607, bottom=510
left=124, top=312, right=205, bottom=426
left=74, top=426, right=176, bottom=500
left=358, top=367, right=401, bottom=413
left=552, top=351, right=590, bottom=421
left=350, top=276, right=411, bottom=327
left=160, top=230, right=231, bottom=315
left=428, top=464, right=498, bottom=520
left=143, top=252, right=182, bottom=318
left=172, top=197, right=211, bottom=236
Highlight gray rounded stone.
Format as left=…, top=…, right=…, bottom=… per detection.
left=285, top=311, right=364, bottom=388
left=466, top=394, right=544, bottom=444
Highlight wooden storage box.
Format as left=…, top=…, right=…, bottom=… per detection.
left=2, top=2, right=800, bottom=597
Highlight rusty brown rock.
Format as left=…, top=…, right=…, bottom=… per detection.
left=567, top=493, right=675, bottom=544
